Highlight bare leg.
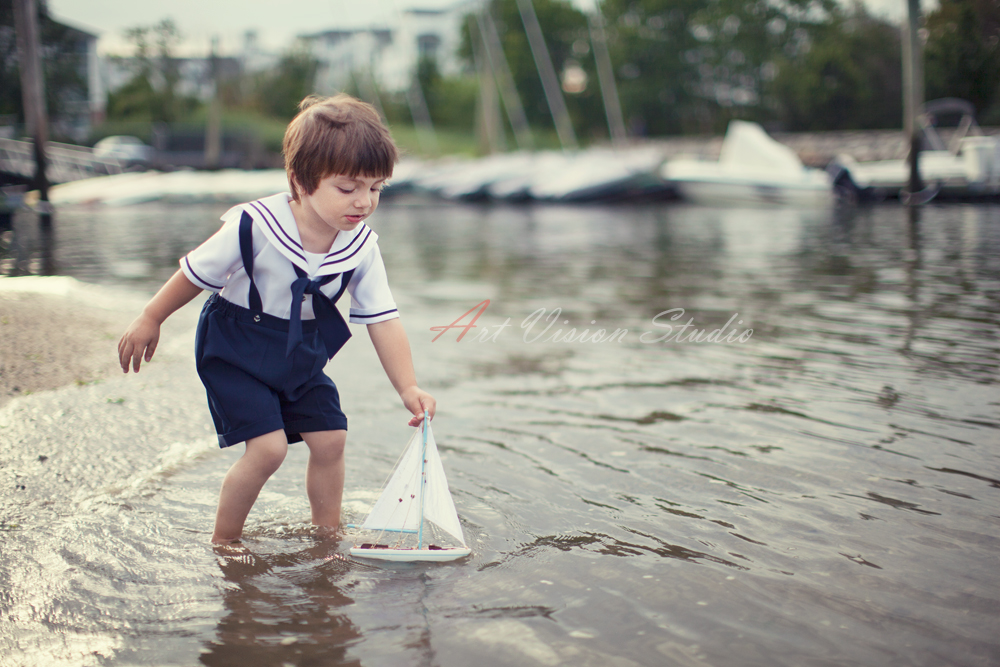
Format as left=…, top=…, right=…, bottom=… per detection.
left=301, top=429, right=347, bottom=530
left=212, top=430, right=288, bottom=544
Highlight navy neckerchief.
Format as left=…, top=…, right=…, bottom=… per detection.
left=238, top=211, right=354, bottom=360
left=287, top=264, right=354, bottom=359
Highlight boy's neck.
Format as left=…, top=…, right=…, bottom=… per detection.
left=289, top=198, right=338, bottom=254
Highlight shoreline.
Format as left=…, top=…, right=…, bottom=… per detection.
left=0, top=287, right=133, bottom=408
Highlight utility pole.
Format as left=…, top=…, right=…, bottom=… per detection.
left=901, top=0, right=924, bottom=200
left=13, top=0, right=53, bottom=273
left=204, top=35, right=222, bottom=169
left=515, top=0, right=578, bottom=151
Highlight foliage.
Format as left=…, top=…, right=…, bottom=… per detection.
left=460, top=0, right=608, bottom=142
left=105, top=19, right=199, bottom=123
left=414, top=55, right=479, bottom=131
left=770, top=5, right=902, bottom=131
left=600, top=0, right=849, bottom=134
left=0, top=0, right=88, bottom=131
left=598, top=0, right=706, bottom=135
left=923, top=0, right=1000, bottom=123
left=387, top=123, right=481, bottom=157
left=241, top=44, right=318, bottom=121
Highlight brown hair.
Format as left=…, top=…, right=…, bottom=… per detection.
left=283, top=94, right=398, bottom=200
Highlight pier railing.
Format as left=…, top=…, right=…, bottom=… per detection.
left=0, top=138, right=123, bottom=185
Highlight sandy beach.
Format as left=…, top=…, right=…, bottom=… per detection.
left=0, top=290, right=133, bottom=407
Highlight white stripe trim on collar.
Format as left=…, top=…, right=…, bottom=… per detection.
left=222, top=192, right=379, bottom=275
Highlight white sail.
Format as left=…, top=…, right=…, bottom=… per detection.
left=419, top=425, right=466, bottom=545
left=360, top=427, right=426, bottom=534
left=359, top=419, right=466, bottom=546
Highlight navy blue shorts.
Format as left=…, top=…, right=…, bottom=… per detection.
left=195, top=295, right=348, bottom=448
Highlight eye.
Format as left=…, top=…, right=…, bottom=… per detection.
left=338, top=187, right=354, bottom=194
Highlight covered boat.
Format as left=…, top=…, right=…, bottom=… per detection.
left=829, top=99, right=1000, bottom=200
left=660, top=120, right=833, bottom=206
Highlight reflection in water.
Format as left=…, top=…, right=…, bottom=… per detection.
left=1, top=198, right=998, bottom=666
left=201, top=541, right=360, bottom=667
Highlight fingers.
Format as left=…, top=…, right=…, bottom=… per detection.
left=405, top=393, right=437, bottom=426
left=118, top=337, right=132, bottom=373
left=118, top=336, right=156, bottom=373
left=420, top=395, right=437, bottom=420
left=118, top=337, right=145, bottom=373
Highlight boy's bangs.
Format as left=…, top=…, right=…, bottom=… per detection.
left=321, top=126, right=395, bottom=180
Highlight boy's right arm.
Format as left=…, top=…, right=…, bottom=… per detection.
left=118, top=269, right=204, bottom=373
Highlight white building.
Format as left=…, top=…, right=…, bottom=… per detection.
left=303, top=1, right=476, bottom=95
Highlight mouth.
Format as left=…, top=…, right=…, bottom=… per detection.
left=345, top=215, right=366, bottom=224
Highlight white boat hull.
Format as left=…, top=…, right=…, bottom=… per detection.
left=835, top=137, right=1000, bottom=197
left=660, top=121, right=834, bottom=207
left=672, top=178, right=833, bottom=207
left=350, top=546, right=472, bottom=562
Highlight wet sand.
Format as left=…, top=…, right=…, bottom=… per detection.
left=0, top=290, right=132, bottom=407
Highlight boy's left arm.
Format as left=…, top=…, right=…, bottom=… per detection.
left=367, top=318, right=436, bottom=426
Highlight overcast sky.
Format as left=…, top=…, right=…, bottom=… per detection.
left=48, top=0, right=923, bottom=57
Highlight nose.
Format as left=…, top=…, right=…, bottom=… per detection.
left=355, top=189, right=372, bottom=210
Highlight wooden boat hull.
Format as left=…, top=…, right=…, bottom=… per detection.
left=350, top=546, right=472, bottom=562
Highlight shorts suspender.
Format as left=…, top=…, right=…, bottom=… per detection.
left=238, top=211, right=357, bottom=358
left=238, top=212, right=263, bottom=312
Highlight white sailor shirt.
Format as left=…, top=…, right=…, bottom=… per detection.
left=180, top=192, right=399, bottom=325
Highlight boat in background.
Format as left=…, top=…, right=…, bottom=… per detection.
left=829, top=98, right=1000, bottom=201
left=660, top=121, right=834, bottom=206
left=527, top=146, right=670, bottom=202
left=42, top=169, right=290, bottom=206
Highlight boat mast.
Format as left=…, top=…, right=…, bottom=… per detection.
left=417, top=409, right=429, bottom=549
left=515, top=0, right=578, bottom=151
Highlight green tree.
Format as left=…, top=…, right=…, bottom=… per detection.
left=106, top=19, right=193, bottom=122
left=599, top=0, right=843, bottom=135
left=0, top=0, right=88, bottom=131
left=247, top=44, right=318, bottom=120
left=770, top=6, right=902, bottom=130
left=414, top=54, right=478, bottom=131
left=598, top=0, right=705, bottom=135
left=923, top=0, right=1000, bottom=122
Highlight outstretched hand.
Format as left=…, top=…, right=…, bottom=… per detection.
left=400, top=386, right=436, bottom=427
left=118, top=313, right=161, bottom=373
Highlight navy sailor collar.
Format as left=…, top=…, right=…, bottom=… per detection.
left=222, top=192, right=379, bottom=276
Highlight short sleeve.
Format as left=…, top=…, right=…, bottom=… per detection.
left=180, top=210, right=243, bottom=292
left=347, top=244, right=399, bottom=324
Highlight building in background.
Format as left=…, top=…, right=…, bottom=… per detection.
left=303, top=2, right=474, bottom=95
left=0, top=12, right=101, bottom=143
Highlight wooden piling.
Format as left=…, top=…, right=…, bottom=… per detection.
left=13, top=0, right=54, bottom=273
left=901, top=0, right=924, bottom=201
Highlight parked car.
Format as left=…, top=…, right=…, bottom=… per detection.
left=92, top=135, right=154, bottom=166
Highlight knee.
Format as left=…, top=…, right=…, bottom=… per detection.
left=245, top=435, right=288, bottom=476
left=305, top=430, right=346, bottom=465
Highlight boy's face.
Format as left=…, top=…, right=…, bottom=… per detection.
left=295, top=172, right=388, bottom=236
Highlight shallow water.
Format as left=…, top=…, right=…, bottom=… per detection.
left=1, top=198, right=998, bottom=666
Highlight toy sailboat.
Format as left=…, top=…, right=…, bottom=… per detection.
left=349, top=412, right=471, bottom=562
